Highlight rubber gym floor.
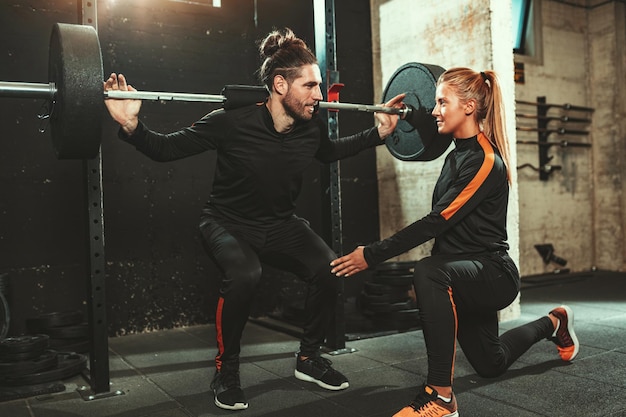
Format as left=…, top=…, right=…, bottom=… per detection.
left=0, top=269, right=625, bottom=417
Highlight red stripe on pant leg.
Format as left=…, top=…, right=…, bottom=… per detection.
left=215, top=296, right=225, bottom=371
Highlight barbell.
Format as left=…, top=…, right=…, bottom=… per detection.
left=0, top=23, right=452, bottom=161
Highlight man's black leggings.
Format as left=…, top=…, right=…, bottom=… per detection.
left=199, top=211, right=338, bottom=371
left=413, top=252, right=554, bottom=387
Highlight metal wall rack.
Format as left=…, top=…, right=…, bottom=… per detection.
left=516, top=96, right=594, bottom=180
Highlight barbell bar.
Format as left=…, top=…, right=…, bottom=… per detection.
left=0, top=81, right=228, bottom=103
left=0, top=82, right=58, bottom=99
left=0, top=81, right=413, bottom=115
left=106, top=91, right=412, bottom=118
left=0, top=22, right=451, bottom=161
left=105, top=89, right=413, bottom=118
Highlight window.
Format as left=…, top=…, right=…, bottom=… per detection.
left=512, top=0, right=532, bottom=54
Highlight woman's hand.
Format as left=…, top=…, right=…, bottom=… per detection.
left=330, top=246, right=368, bottom=277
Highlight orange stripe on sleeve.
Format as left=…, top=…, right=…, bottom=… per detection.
left=440, top=133, right=495, bottom=220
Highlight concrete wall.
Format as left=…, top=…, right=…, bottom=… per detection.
left=515, top=0, right=626, bottom=274
left=370, top=0, right=520, bottom=319
left=588, top=1, right=626, bottom=270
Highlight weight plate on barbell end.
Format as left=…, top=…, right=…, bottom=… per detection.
left=383, top=63, right=453, bottom=161
left=48, top=23, right=104, bottom=160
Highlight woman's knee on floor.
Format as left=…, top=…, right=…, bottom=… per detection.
left=468, top=353, right=508, bottom=379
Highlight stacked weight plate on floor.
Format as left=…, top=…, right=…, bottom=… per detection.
left=358, top=261, right=420, bottom=331
left=0, top=334, right=87, bottom=401
left=26, top=310, right=89, bottom=353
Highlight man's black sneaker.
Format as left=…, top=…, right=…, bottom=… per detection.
left=210, top=368, right=248, bottom=410
left=294, top=353, right=349, bottom=390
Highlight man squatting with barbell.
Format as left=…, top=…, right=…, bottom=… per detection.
left=104, top=27, right=404, bottom=411
left=105, top=27, right=579, bottom=417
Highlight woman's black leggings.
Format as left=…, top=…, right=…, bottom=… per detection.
left=413, top=252, right=554, bottom=386
left=199, top=212, right=338, bottom=371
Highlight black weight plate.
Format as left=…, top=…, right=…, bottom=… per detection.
left=373, top=273, right=414, bottom=287
left=0, top=350, right=58, bottom=377
left=383, top=62, right=453, bottom=161
left=363, top=281, right=412, bottom=295
left=49, top=23, right=104, bottom=160
left=26, top=310, right=84, bottom=332
left=374, top=273, right=413, bottom=280
left=390, top=308, right=421, bottom=321
left=48, top=338, right=89, bottom=354
left=375, top=269, right=415, bottom=277
left=363, top=300, right=416, bottom=314
left=0, top=352, right=87, bottom=386
left=0, top=292, right=8, bottom=340
left=44, top=323, right=89, bottom=340
left=0, top=381, right=65, bottom=402
left=375, top=261, right=416, bottom=272
left=0, top=334, right=49, bottom=355
left=359, top=291, right=410, bottom=305
left=0, top=348, right=48, bottom=362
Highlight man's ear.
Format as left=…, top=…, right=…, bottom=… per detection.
left=273, top=75, right=288, bottom=96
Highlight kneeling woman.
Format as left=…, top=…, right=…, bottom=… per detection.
left=330, top=67, right=579, bottom=417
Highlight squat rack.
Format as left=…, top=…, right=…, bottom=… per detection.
left=76, top=0, right=112, bottom=399
left=314, top=0, right=354, bottom=355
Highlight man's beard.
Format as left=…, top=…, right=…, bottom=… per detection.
left=283, top=90, right=314, bottom=122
